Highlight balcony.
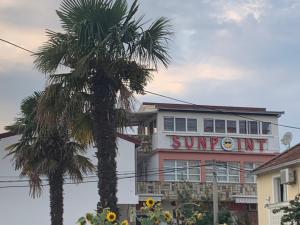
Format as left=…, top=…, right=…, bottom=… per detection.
left=133, top=135, right=153, bottom=153
left=137, top=181, right=257, bottom=201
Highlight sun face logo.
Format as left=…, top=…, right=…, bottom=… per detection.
left=221, top=137, right=234, bottom=151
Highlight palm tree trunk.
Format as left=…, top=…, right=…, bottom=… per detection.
left=92, top=73, right=118, bottom=213
left=49, top=171, right=64, bottom=225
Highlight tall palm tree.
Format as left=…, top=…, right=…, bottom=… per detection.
left=34, top=0, right=171, bottom=212
left=6, top=92, right=95, bottom=225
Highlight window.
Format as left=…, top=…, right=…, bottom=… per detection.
left=164, top=117, right=174, bottom=131
left=163, top=160, right=200, bottom=181
left=227, top=120, right=237, bottom=133
left=244, top=162, right=260, bottom=183
left=239, top=120, right=247, bottom=134
left=215, top=120, right=225, bottom=133
left=274, top=177, right=287, bottom=203
left=175, top=118, right=186, bottom=131
left=262, top=122, right=271, bottom=135
left=164, top=117, right=197, bottom=132
left=205, top=161, right=240, bottom=183
left=187, top=119, right=197, bottom=132
left=248, top=121, right=259, bottom=134
left=204, top=119, right=214, bottom=132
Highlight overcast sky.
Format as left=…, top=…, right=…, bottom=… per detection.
left=1, top=0, right=300, bottom=146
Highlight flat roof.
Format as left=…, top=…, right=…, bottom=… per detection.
left=142, top=102, right=284, bottom=117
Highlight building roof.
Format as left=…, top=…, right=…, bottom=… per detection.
left=142, top=102, right=284, bottom=117
left=253, top=143, right=300, bottom=174
left=0, top=132, right=140, bottom=145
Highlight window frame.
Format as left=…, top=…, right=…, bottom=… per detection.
left=215, top=119, right=226, bottom=133
left=204, top=118, right=214, bottom=133
left=227, top=120, right=237, bottom=133
left=163, top=160, right=201, bottom=182
left=261, top=122, right=272, bottom=135
left=244, top=162, right=261, bottom=183
left=273, top=177, right=287, bottom=203
left=205, top=161, right=240, bottom=183
left=163, top=116, right=175, bottom=131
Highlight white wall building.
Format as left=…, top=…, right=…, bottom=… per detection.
left=0, top=132, right=139, bottom=225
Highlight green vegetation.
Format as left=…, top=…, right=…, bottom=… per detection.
left=5, top=92, right=94, bottom=225
left=34, top=0, right=172, bottom=212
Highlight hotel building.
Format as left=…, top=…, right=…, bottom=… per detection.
left=132, top=102, right=283, bottom=224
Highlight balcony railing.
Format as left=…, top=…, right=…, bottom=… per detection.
left=137, top=181, right=257, bottom=201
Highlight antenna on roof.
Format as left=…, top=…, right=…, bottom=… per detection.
left=281, top=132, right=293, bottom=150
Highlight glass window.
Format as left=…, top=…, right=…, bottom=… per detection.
left=163, top=160, right=200, bottom=181
left=262, top=122, right=271, bottom=135
left=164, top=117, right=174, bottom=131
left=274, top=177, right=287, bottom=203
left=205, top=161, right=240, bottom=183
left=187, top=119, right=197, bottom=132
left=248, top=121, right=259, bottom=134
left=244, top=162, right=260, bottom=183
left=204, top=119, right=214, bottom=132
left=175, top=118, right=186, bottom=132
left=215, top=120, right=225, bottom=133
left=239, top=120, right=247, bottom=134
left=227, top=120, right=237, bottom=133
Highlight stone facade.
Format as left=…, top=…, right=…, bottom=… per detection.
left=137, top=181, right=257, bottom=201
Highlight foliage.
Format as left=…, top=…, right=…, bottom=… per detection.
left=273, top=193, right=300, bottom=225
left=34, top=0, right=172, bottom=211
left=77, top=198, right=173, bottom=225
left=175, top=183, right=233, bottom=225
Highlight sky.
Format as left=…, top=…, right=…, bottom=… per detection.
left=1, top=0, right=300, bottom=147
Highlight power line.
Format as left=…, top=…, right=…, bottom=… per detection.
left=0, top=38, right=35, bottom=54
left=1, top=37, right=300, bottom=130
left=144, top=90, right=300, bottom=130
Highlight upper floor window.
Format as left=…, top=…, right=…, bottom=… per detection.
left=227, top=120, right=237, bottom=133
left=164, top=117, right=197, bottom=132
left=239, top=120, right=247, bottom=134
left=274, top=177, right=287, bottom=203
left=215, top=119, right=225, bottom=133
left=164, top=117, right=174, bottom=131
left=204, top=119, right=214, bottom=132
left=163, top=160, right=200, bottom=181
left=262, top=122, right=272, bottom=135
left=248, top=121, right=259, bottom=134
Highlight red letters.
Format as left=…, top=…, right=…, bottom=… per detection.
left=198, top=137, right=207, bottom=150
left=245, top=138, right=254, bottom=151
left=185, top=136, right=194, bottom=149
left=172, top=135, right=181, bottom=149
left=257, top=139, right=267, bottom=152
left=210, top=137, right=219, bottom=151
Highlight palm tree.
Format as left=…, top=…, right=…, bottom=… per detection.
left=6, top=92, right=95, bottom=225
left=34, top=0, right=171, bottom=212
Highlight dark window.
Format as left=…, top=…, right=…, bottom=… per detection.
left=164, top=117, right=174, bottom=131
left=204, top=119, right=214, bottom=132
left=215, top=120, right=225, bottom=133
left=248, top=121, right=258, bottom=134
left=262, top=122, right=271, bottom=135
left=239, top=120, right=247, bottom=134
left=227, top=120, right=237, bottom=133
left=175, top=118, right=186, bottom=131
left=187, top=119, right=197, bottom=132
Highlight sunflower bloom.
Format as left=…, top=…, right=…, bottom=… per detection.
left=196, top=213, right=203, bottom=220
left=145, top=197, right=155, bottom=208
left=164, top=211, right=172, bottom=222
left=106, top=212, right=117, bottom=222
left=121, top=220, right=129, bottom=225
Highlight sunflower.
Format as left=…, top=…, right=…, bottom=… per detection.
left=106, top=211, right=117, bottom=222
left=121, top=220, right=129, bottom=225
left=164, top=211, right=172, bottom=222
left=145, top=197, right=155, bottom=208
left=196, top=213, right=203, bottom=220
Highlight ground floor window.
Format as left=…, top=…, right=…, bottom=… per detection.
left=205, top=161, right=240, bottom=183
left=163, top=160, right=200, bottom=181
left=274, top=177, right=287, bottom=203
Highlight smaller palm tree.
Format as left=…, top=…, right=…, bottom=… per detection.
left=6, top=91, right=95, bottom=225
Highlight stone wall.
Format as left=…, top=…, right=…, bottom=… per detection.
left=137, top=181, right=257, bottom=201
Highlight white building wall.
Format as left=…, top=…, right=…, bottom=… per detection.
left=0, top=135, right=138, bottom=225
left=155, top=111, right=280, bottom=152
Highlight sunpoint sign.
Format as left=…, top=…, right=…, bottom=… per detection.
left=170, top=135, right=268, bottom=152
